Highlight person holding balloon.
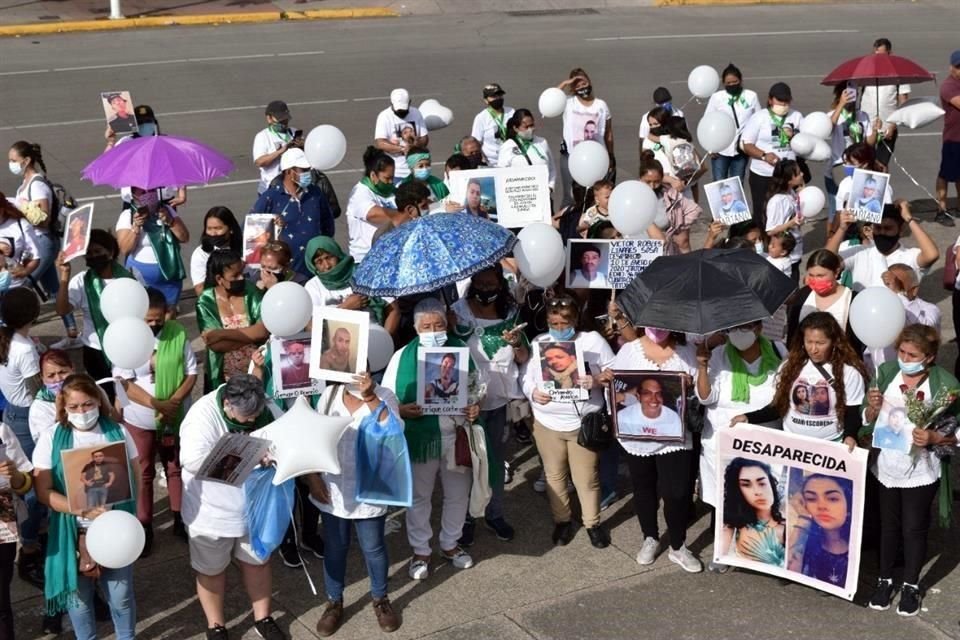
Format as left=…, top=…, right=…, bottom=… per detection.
left=786, top=249, right=864, bottom=355
left=825, top=85, right=877, bottom=230
left=704, top=64, right=760, bottom=181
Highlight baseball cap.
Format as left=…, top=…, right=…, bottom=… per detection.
left=769, top=82, right=792, bottom=102
left=280, top=148, right=311, bottom=172
left=951, top=49, right=960, bottom=68
left=265, top=100, right=291, bottom=121
left=390, top=88, right=411, bottom=111
left=134, top=105, right=156, bottom=124
left=482, top=83, right=506, bottom=98
left=653, top=87, right=672, bottom=104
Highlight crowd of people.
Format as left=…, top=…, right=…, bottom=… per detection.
left=0, top=34, right=959, bottom=640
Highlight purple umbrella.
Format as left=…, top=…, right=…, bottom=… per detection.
left=81, top=134, right=234, bottom=190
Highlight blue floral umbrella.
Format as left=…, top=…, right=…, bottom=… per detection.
left=352, top=213, right=516, bottom=297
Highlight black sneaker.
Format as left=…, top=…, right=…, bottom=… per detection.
left=140, top=525, right=154, bottom=559
left=458, top=516, right=476, bottom=547
left=254, top=615, right=287, bottom=639
left=206, top=624, right=229, bottom=639
left=868, top=577, right=896, bottom=611
left=552, top=521, right=574, bottom=546
left=897, top=583, right=921, bottom=617
left=935, top=210, right=956, bottom=227
left=514, top=422, right=532, bottom=444
left=484, top=517, right=515, bottom=541
left=278, top=541, right=303, bottom=569
left=301, top=534, right=324, bottom=559
left=172, top=512, right=188, bottom=542
left=504, top=461, right=514, bottom=485
left=16, top=552, right=44, bottom=590
left=586, top=525, right=611, bottom=549
left=41, top=613, right=62, bottom=635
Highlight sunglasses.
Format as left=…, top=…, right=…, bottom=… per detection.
left=547, top=298, right=576, bottom=308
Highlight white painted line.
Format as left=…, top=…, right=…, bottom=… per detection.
left=0, top=69, right=51, bottom=77
left=587, top=29, right=858, bottom=42
left=669, top=74, right=825, bottom=84
left=3, top=51, right=325, bottom=76
left=900, top=132, right=942, bottom=137
left=276, top=51, right=326, bottom=57
left=352, top=96, right=390, bottom=102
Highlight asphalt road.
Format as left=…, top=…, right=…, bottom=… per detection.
left=6, top=3, right=960, bottom=639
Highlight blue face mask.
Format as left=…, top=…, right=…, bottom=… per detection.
left=298, top=171, right=313, bottom=189
left=419, top=331, right=448, bottom=348
left=843, top=165, right=855, bottom=178
left=414, top=167, right=432, bottom=180
left=660, top=101, right=673, bottom=113
left=898, top=358, right=927, bottom=376
left=44, top=380, right=64, bottom=395
left=138, top=122, right=158, bottom=137
left=549, top=327, right=576, bottom=341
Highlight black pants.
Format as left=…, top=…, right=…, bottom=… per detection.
left=82, top=346, right=115, bottom=403
left=284, top=477, right=321, bottom=545
left=953, top=289, right=960, bottom=379
left=877, top=480, right=939, bottom=585
left=623, top=446, right=693, bottom=550
left=876, top=129, right=899, bottom=168
left=0, top=542, right=15, bottom=640
left=748, top=171, right=771, bottom=228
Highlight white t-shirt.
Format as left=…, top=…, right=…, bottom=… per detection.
left=637, top=107, right=686, bottom=140
left=189, top=247, right=209, bottom=289
left=741, top=109, right=804, bottom=178
left=827, top=108, right=874, bottom=169
left=346, top=182, right=395, bottom=263
left=471, top=106, right=515, bottom=166
left=252, top=126, right=298, bottom=194
left=569, top=270, right=610, bottom=288
left=839, top=244, right=924, bottom=291
left=902, top=296, right=940, bottom=331
left=115, top=205, right=178, bottom=264
left=452, top=298, right=524, bottom=411
left=0, top=219, right=41, bottom=289
left=835, top=175, right=893, bottom=212
left=641, top=135, right=689, bottom=179
left=617, top=402, right=683, bottom=439
left=67, top=269, right=146, bottom=350
left=861, top=83, right=911, bottom=126
left=15, top=175, right=53, bottom=209
left=704, top=90, right=760, bottom=157
left=0, top=421, right=32, bottom=486
left=0, top=333, right=40, bottom=408
left=373, top=107, right=427, bottom=180
left=497, top=137, right=557, bottom=191
left=562, top=97, right=611, bottom=151
left=764, top=192, right=803, bottom=264
left=798, top=287, right=852, bottom=330
left=113, top=339, right=198, bottom=430
left=872, top=373, right=941, bottom=488
left=781, top=360, right=865, bottom=440
left=28, top=398, right=56, bottom=444
left=304, top=276, right=353, bottom=308
left=766, top=255, right=793, bottom=277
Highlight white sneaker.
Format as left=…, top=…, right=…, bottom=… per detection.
left=442, top=547, right=474, bottom=570
left=49, top=336, right=82, bottom=351
left=668, top=545, right=703, bottom=573
left=408, top=558, right=429, bottom=580
left=636, top=537, right=661, bottom=565
left=533, top=471, right=546, bottom=493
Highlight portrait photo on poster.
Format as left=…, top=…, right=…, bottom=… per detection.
left=533, top=339, right=587, bottom=403
left=566, top=239, right=612, bottom=290
left=417, top=346, right=469, bottom=415
left=100, top=91, right=138, bottom=135
left=871, top=397, right=914, bottom=454
left=446, top=165, right=551, bottom=228
left=0, top=489, right=19, bottom=544
left=197, top=433, right=271, bottom=487
left=716, top=457, right=788, bottom=568
left=607, top=370, right=686, bottom=442
left=704, top=176, right=751, bottom=226
left=270, top=332, right=323, bottom=399
left=309, top=307, right=370, bottom=384
left=847, top=168, right=889, bottom=224
left=242, top=214, right=275, bottom=268
left=60, top=441, right=132, bottom=514
left=61, top=203, right=95, bottom=263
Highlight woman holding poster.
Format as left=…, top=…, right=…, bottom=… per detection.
left=497, top=109, right=557, bottom=192
left=862, top=324, right=960, bottom=617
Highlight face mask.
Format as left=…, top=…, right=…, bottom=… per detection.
left=413, top=167, right=432, bottom=180
left=393, top=108, right=409, bottom=119
left=645, top=327, right=670, bottom=344
left=649, top=126, right=667, bottom=137
left=201, top=233, right=230, bottom=253
left=134, top=191, right=159, bottom=210
left=369, top=177, right=396, bottom=198
left=466, top=154, right=483, bottom=169
left=85, top=255, right=111, bottom=270
left=843, top=164, right=855, bottom=178
left=419, top=331, right=448, bottom=348
left=488, top=98, right=504, bottom=111
left=44, top=380, right=64, bottom=395
left=150, top=323, right=164, bottom=337
left=575, top=86, right=593, bottom=99
left=138, top=122, right=158, bottom=137
left=725, top=84, right=743, bottom=96
left=469, top=286, right=500, bottom=305
left=549, top=327, right=576, bottom=341
left=7, top=161, right=23, bottom=177
left=873, top=234, right=899, bottom=255
left=659, top=101, right=673, bottom=113
left=898, top=358, right=927, bottom=376
left=653, top=186, right=665, bottom=198
left=224, top=278, right=246, bottom=295
left=770, top=104, right=790, bottom=117
left=68, top=407, right=100, bottom=431
left=727, top=329, right=757, bottom=351
left=806, top=276, right=837, bottom=296
left=297, top=171, right=313, bottom=189
left=517, top=128, right=535, bottom=141
left=754, top=240, right=765, bottom=255
left=269, top=122, right=288, bottom=134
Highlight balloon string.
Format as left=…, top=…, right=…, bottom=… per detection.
left=679, top=95, right=700, bottom=111
left=884, top=140, right=949, bottom=215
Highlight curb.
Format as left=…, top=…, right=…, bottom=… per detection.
left=0, top=8, right=397, bottom=37
left=656, top=0, right=833, bottom=4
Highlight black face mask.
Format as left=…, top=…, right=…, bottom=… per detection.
left=201, top=233, right=230, bottom=253
left=575, top=86, right=593, bottom=99
left=393, top=108, right=409, bottom=119
left=469, top=286, right=500, bottom=306
left=653, top=186, right=665, bottom=198
left=725, top=84, right=743, bottom=96
left=224, top=278, right=246, bottom=295
left=85, top=255, right=111, bottom=270
left=650, top=126, right=667, bottom=136
left=150, top=323, right=164, bottom=337
left=488, top=98, right=504, bottom=111
left=466, top=154, right=483, bottom=169
left=873, top=233, right=899, bottom=255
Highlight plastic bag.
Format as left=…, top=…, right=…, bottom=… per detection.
left=355, top=402, right=413, bottom=507
left=888, top=98, right=945, bottom=129
left=467, top=423, right=492, bottom=518
left=245, top=465, right=295, bottom=561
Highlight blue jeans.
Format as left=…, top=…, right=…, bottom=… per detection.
left=67, top=564, right=136, bottom=640
left=710, top=153, right=748, bottom=182
left=481, top=406, right=507, bottom=521
left=824, top=172, right=840, bottom=223
left=34, top=232, right=77, bottom=333
left=319, top=512, right=388, bottom=602
left=125, top=257, right=182, bottom=306
left=599, top=444, right=620, bottom=499
left=4, top=404, right=43, bottom=546
left=85, top=487, right=109, bottom=508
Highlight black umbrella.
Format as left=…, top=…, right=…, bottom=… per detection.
left=616, top=248, right=797, bottom=335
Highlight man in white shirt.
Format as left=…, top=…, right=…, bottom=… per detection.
left=860, top=38, right=910, bottom=167
left=568, top=244, right=609, bottom=288
left=470, top=83, right=514, bottom=167
left=374, top=89, right=428, bottom=182
left=617, top=378, right=683, bottom=439
left=252, top=101, right=303, bottom=194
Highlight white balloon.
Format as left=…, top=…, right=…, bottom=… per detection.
left=367, top=323, right=395, bottom=373
left=103, top=318, right=154, bottom=369
left=696, top=111, right=737, bottom=153
left=568, top=140, right=610, bottom=187
left=304, top=125, right=347, bottom=171
left=687, top=65, right=720, bottom=99
left=888, top=98, right=945, bottom=129
left=538, top=88, right=567, bottom=118
left=807, top=139, right=832, bottom=162
left=800, top=111, right=833, bottom=140
left=515, top=223, right=564, bottom=287
left=609, top=181, right=658, bottom=237
left=100, top=279, right=148, bottom=324
left=420, top=100, right=454, bottom=131
left=790, top=132, right=818, bottom=157
left=419, top=99, right=440, bottom=110
left=849, top=286, right=906, bottom=349
left=261, top=282, right=313, bottom=338
left=86, top=511, right=144, bottom=569
left=798, top=186, right=827, bottom=219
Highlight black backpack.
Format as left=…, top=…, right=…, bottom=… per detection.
left=27, top=175, right=76, bottom=236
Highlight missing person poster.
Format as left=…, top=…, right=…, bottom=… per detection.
left=416, top=347, right=469, bottom=415
left=566, top=239, right=663, bottom=290
left=61, top=203, right=94, bottom=263
left=447, top=165, right=551, bottom=228
left=714, top=425, right=868, bottom=600
left=606, top=239, right=663, bottom=289
left=270, top=333, right=323, bottom=400
left=197, top=433, right=271, bottom=487
left=847, top=169, right=889, bottom=225
left=607, top=370, right=686, bottom=442
left=531, top=339, right=587, bottom=403
left=309, top=307, right=370, bottom=384
left=243, top=214, right=275, bottom=267
left=704, top=177, right=751, bottom=226
left=61, top=442, right=133, bottom=514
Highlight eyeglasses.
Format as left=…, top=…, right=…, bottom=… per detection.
left=547, top=298, right=576, bottom=308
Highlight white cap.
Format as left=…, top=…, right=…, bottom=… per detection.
left=390, top=88, right=411, bottom=110
left=280, top=148, right=311, bottom=171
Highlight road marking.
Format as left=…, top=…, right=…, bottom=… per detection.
left=669, top=74, right=825, bottom=84
left=900, top=132, right=941, bottom=137
left=352, top=96, right=390, bottom=102
left=0, top=50, right=324, bottom=76
left=586, top=29, right=858, bottom=42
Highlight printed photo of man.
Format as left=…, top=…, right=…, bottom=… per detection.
left=80, top=449, right=115, bottom=508
left=319, top=326, right=354, bottom=373
left=280, top=340, right=311, bottom=389
left=617, top=377, right=683, bottom=438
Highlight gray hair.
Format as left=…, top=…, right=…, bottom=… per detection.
left=222, top=374, right=266, bottom=417
left=413, top=297, right=447, bottom=328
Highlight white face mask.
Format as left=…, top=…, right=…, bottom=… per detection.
left=8, top=161, right=23, bottom=177
left=770, top=103, right=790, bottom=117
left=518, top=128, right=535, bottom=141
left=67, top=408, right=100, bottom=431
left=727, top=329, right=758, bottom=351
left=755, top=241, right=764, bottom=255
left=419, top=331, right=448, bottom=348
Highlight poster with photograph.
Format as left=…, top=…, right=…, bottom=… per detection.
left=100, top=91, right=138, bottom=135
left=607, top=370, right=686, bottom=442
left=566, top=240, right=611, bottom=289
left=871, top=397, right=913, bottom=454
left=197, top=433, right=271, bottom=487
left=60, top=442, right=133, bottom=514
left=270, top=332, right=323, bottom=400
left=0, top=491, right=20, bottom=544
left=310, top=307, right=370, bottom=383
left=61, top=203, right=94, bottom=262
left=243, top=214, right=275, bottom=267
left=704, top=177, right=751, bottom=226
left=447, top=165, right=551, bottom=228
left=714, top=424, right=868, bottom=600
left=416, top=347, right=470, bottom=415
left=532, top=339, right=588, bottom=403
left=606, top=239, right=663, bottom=289
left=848, top=169, right=889, bottom=224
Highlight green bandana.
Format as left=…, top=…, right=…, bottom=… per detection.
left=140, top=209, right=186, bottom=282
left=304, top=236, right=386, bottom=325
left=840, top=109, right=863, bottom=144
left=83, top=263, right=134, bottom=360
left=517, top=137, right=546, bottom=162
left=725, top=336, right=781, bottom=404
left=36, top=387, right=56, bottom=403
left=453, top=311, right=527, bottom=359
left=405, top=152, right=430, bottom=169
left=361, top=176, right=396, bottom=199
left=768, top=109, right=790, bottom=149
left=216, top=387, right=274, bottom=432
left=487, top=107, right=507, bottom=140
left=196, top=283, right=263, bottom=389
left=154, top=320, right=187, bottom=437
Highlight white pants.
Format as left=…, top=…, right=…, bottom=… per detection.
left=405, top=451, right=472, bottom=556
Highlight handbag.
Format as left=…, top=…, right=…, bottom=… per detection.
left=943, top=244, right=957, bottom=292
left=77, top=531, right=101, bottom=579
left=454, top=423, right=473, bottom=468
left=573, top=398, right=613, bottom=451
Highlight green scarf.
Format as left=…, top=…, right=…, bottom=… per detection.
left=403, top=174, right=450, bottom=201
left=453, top=309, right=528, bottom=359
left=517, top=137, right=546, bottom=162
left=216, top=387, right=275, bottom=432
left=154, top=320, right=187, bottom=437
left=394, top=334, right=472, bottom=463
left=82, top=263, right=134, bottom=357
left=196, top=283, right=263, bottom=388
left=487, top=107, right=507, bottom=139
left=36, top=387, right=56, bottom=403
left=44, top=418, right=135, bottom=615
left=839, top=109, right=863, bottom=144
left=726, top=337, right=781, bottom=404
left=769, top=109, right=790, bottom=149
left=361, top=176, right=395, bottom=199
left=139, top=207, right=186, bottom=282
left=304, top=235, right=387, bottom=325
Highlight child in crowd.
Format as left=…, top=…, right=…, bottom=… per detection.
left=578, top=180, right=613, bottom=237
left=765, top=232, right=796, bottom=277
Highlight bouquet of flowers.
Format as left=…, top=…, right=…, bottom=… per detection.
left=903, top=386, right=960, bottom=458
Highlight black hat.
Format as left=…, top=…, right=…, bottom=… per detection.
left=769, top=82, right=792, bottom=102
left=482, top=83, right=506, bottom=98
left=265, top=100, right=291, bottom=120
left=134, top=105, right=156, bottom=124
left=653, top=87, right=672, bottom=104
